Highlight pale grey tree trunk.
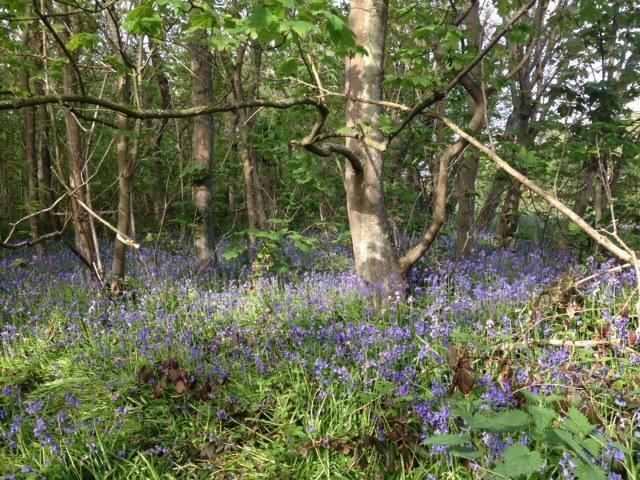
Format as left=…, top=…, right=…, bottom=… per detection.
left=150, top=41, right=172, bottom=224
left=189, top=29, right=215, bottom=265
left=344, top=0, right=403, bottom=294
left=107, top=10, right=134, bottom=293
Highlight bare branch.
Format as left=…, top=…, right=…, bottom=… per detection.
left=33, top=1, right=87, bottom=97
left=0, top=94, right=321, bottom=118
left=74, top=197, right=140, bottom=248
left=387, top=0, right=537, bottom=144
left=0, top=219, right=69, bottom=249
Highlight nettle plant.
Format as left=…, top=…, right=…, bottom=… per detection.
left=223, top=219, right=318, bottom=274
left=426, top=390, right=632, bottom=479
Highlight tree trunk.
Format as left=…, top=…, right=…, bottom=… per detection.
left=189, top=29, right=215, bottom=265
left=477, top=173, right=507, bottom=231
left=495, top=93, right=534, bottom=242
left=37, top=101, right=58, bottom=231
left=109, top=74, right=133, bottom=293
left=59, top=13, right=102, bottom=276
left=455, top=152, right=479, bottom=256
left=22, top=26, right=44, bottom=255
left=496, top=180, right=522, bottom=242
left=107, top=11, right=134, bottom=294
left=230, top=45, right=268, bottom=245
left=32, top=29, right=58, bottom=232
left=573, top=159, right=597, bottom=219
left=344, top=0, right=403, bottom=294
left=454, top=2, right=483, bottom=256
left=594, top=179, right=603, bottom=228
left=150, top=41, right=172, bottom=224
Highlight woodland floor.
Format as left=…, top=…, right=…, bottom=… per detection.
left=1, top=237, right=639, bottom=479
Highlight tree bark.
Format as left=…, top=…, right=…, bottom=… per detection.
left=22, top=25, right=44, bottom=256
left=496, top=180, right=522, bottom=242
left=573, top=159, right=598, bottom=218
left=189, top=28, right=215, bottom=265
left=230, top=45, right=268, bottom=245
left=496, top=81, right=535, bottom=242
left=107, top=10, right=134, bottom=294
left=455, top=152, right=479, bottom=256
left=150, top=41, right=172, bottom=223
left=476, top=173, right=507, bottom=231
left=59, top=12, right=102, bottom=277
left=454, top=1, right=483, bottom=256
left=344, top=0, right=403, bottom=294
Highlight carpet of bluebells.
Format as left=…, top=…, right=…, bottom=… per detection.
left=1, top=238, right=639, bottom=479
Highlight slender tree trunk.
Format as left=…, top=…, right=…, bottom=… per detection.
left=150, top=42, right=172, bottom=223
left=22, top=26, right=44, bottom=255
left=109, top=75, right=133, bottom=292
left=230, top=45, right=268, bottom=245
left=495, top=96, right=534, bottom=243
left=573, top=159, right=597, bottom=219
left=107, top=11, right=134, bottom=293
left=37, top=100, right=58, bottom=230
left=239, top=124, right=260, bottom=241
left=59, top=13, right=102, bottom=276
left=248, top=49, right=268, bottom=230
left=594, top=179, right=603, bottom=227
left=454, top=3, right=483, bottom=256
left=455, top=153, right=479, bottom=256
left=189, top=29, right=215, bottom=265
left=496, top=180, right=522, bottom=242
left=344, top=0, right=402, bottom=294
left=477, top=173, right=508, bottom=231
left=33, top=30, right=58, bottom=232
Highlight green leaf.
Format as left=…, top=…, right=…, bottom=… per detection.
left=450, top=446, right=481, bottom=459
left=469, top=410, right=530, bottom=433
left=66, top=32, right=99, bottom=52
left=565, top=408, right=595, bottom=438
left=248, top=6, right=272, bottom=28
left=277, top=58, right=299, bottom=76
left=527, top=405, right=557, bottom=432
left=123, top=5, right=162, bottom=35
left=543, top=429, right=591, bottom=464
left=379, top=114, right=394, bottom=134
left=492, top=444, right=543, bottom=479
left=423, top=434, right=470, bottom=446
left=580, top=438, right=601, bottom=457
left=252, top=230, right=281, bottom=241
left=335, top=126, right=355, bottom=136
left=573, top=462, right=606, bottom=480
left=188, top=11, right=214, bottom=31
left=414, top=25, right=437, bottom=39
left=281, top=20, right=315, bottom=37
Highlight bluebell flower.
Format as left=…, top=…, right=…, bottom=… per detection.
left=26, top=399, right=44, bottom=415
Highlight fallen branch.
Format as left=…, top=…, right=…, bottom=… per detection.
left=573, top=263, right=632, bottom=289
left=435, top=114, right=638, bottom=266
left=498, top=338, right=636, bottom=350
left=74, top=197, right=140, bottom=248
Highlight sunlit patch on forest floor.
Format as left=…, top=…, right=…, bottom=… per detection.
left=1, top=240, right=639, bottom=479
